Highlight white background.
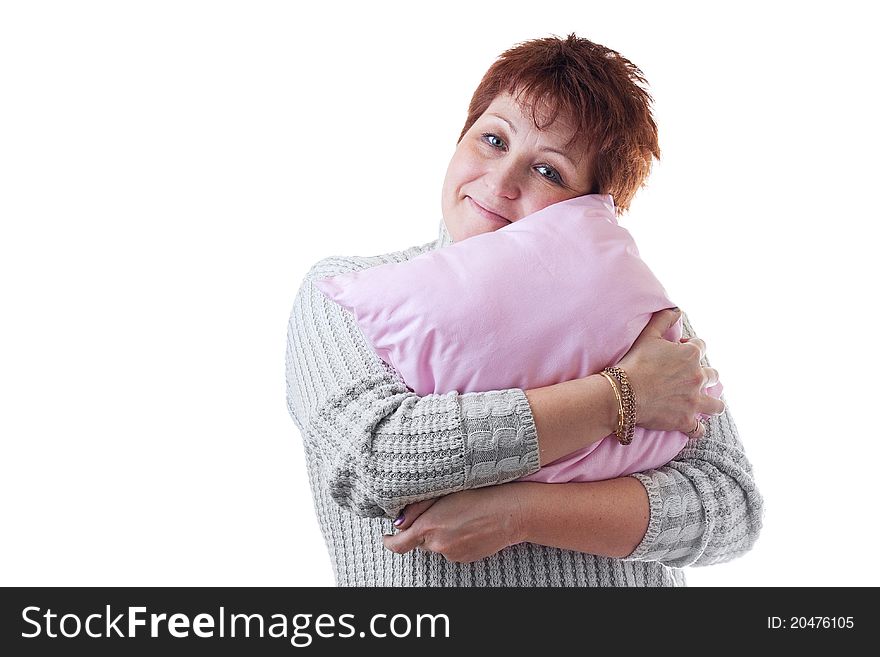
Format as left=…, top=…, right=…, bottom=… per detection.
left=2, top=1, right=878, bottom=587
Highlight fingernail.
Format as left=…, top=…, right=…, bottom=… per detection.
left=671, top=307, right=680, bottom=312
left=393, top=513, right=405, bottom=526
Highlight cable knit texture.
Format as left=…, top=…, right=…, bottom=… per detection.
left=285, top=219, right=763, bottom=586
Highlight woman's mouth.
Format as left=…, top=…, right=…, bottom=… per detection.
left=466, top=196, right=509, bottom=224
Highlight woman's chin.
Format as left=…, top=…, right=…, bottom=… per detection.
left=449, top=217, right=505, bottom=242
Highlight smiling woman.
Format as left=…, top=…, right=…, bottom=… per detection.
left=285, top=33, right=762, bottom=587
left=441, top=92, right=595, bottom=241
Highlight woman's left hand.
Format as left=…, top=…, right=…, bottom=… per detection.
left=382, top=485, right=526, bottom=563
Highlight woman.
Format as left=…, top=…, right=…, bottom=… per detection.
left=285, top=34, right=763, bottom=586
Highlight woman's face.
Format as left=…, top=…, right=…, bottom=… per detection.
left=441, top=92, right=594, bottom=243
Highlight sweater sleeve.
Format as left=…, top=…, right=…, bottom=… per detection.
left=623, top=310, right=764, bottom=567
left=285, top=255, right=541, bottom=519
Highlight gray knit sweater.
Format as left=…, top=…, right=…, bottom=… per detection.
left=285, top=219, right=763, bottom=586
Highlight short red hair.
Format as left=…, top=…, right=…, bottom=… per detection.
left=458, top=34, right=660, bottom=214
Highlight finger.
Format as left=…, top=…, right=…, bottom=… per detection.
left=642, top=307, right=681, bottom=339
left=392, top=498, right=438, bottom=531
left=701, top=366, right=720, bottom=389
left=683, top=337, right=706, bottom=361
left=684, top=418, right=707, bottom=440
left=700, top=396, right=726, bottom=416
left=383, top=529, right=425, bottom=555
left=683, top=417, right=705, bottom=440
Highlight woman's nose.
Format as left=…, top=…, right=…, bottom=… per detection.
left=483, top=159, right=521, bottom=199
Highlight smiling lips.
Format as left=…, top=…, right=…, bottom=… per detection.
left=466, top=196, right=509, bottom=224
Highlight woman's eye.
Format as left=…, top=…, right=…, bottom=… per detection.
left=482, top=133, right=506, bottom=149
left=535, top=164, right=563, bottom=184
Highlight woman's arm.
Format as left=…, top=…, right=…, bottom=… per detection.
left=512, top=478, right=650, bottom=558
left=519, top=345, right=763, bottom=566
left=522, top=312, right=763, bottom=566
left=619, top=311, right=764, bottom=566
left=286, top=253, right=620, bottom=519
left=386, top=311, right=763, bottom=567
left=383, top=478, right=649, bottom=562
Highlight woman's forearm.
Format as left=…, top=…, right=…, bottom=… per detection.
left=525, top=374, right=619, bottom=466
left=512, top=478, right=650, bottom=558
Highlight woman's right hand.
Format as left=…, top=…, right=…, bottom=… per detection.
left=616, top=308, right=724, bottom=438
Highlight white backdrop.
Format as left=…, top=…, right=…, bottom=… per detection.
left=2, top=1, right=878, bottom=587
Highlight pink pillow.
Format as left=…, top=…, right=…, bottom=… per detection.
left=315, top=195, right=721, bottom=482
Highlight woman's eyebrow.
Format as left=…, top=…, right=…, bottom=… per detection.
left=541, top=146, right=576, bottom=167
left=487, top=112, right=517, bottom=134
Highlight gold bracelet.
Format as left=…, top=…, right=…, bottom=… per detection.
left=605, top=367, right=634, bottom=444
left=602, top=366, right=636, bottom=445
left=600, top=370, right=625, bottom=442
